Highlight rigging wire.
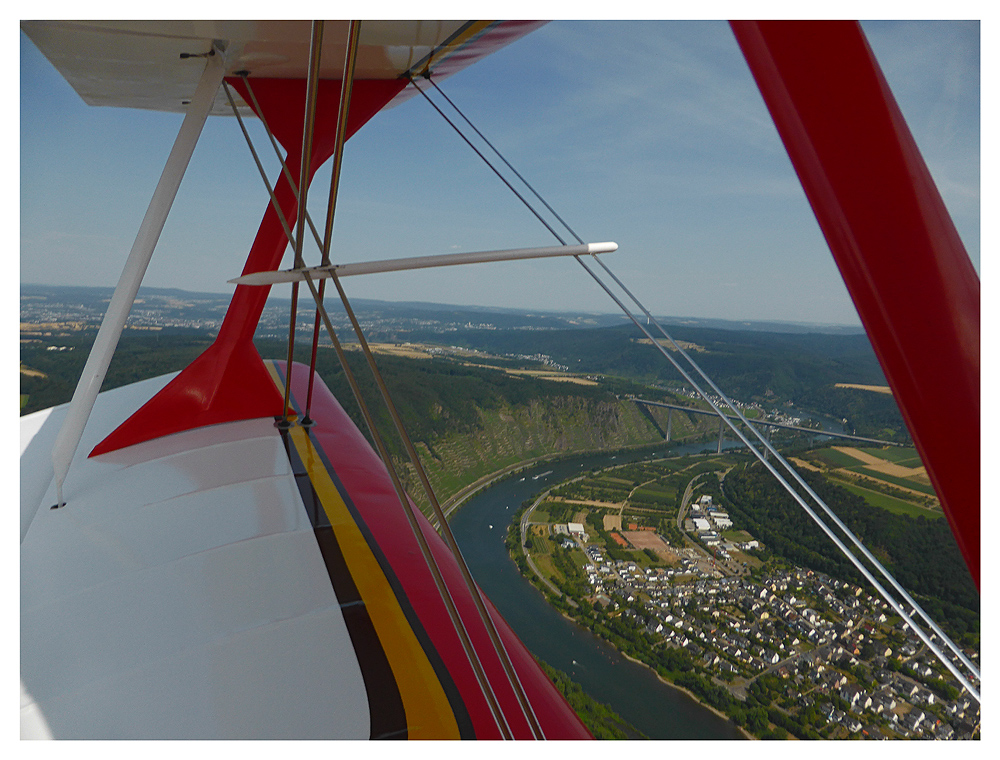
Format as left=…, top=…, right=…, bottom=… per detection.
left=298, top=271, right=515, bottom=739
left=280, top=20, right=325, bottom=425
left=304, top=19, right=363, bottom=422
left=327, top=271, right=546, bottom=739
left=424, top=76, right=586, bottom=248
left=574, top=254, right=980, bottom=700
left=230, top=56, right=548, bottom=738
left=408, top=77, right=568, bottom=246
left=225, top=79, right=516, bottom=740
left=590, top=254, right=982, bottom=682
left=222, top=82, right=300, bottom=256
left=237, top=75, right=327, bottom=252
left=417, top=76, right=980, bottom=699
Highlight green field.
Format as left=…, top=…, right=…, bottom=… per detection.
left=531, top=505, right=553, bottom=523
left=834, top=479, right=941, bottom=519
left=635, top=481, right=673, bottom=495
left=809, top=448, right=865, bottom=468
left=807, top=445, right=937, bottom=499
left=632, top=485, right=674, bottom=500
left=533, top=552, right=558, bottom=581
left=853, top=470, right=937, bottom=497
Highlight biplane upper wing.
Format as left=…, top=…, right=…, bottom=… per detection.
left=20, top=20, right=545, bottom=114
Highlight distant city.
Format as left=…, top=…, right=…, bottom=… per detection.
left=20, top=283, right=866, bottom=342
left=20, top=283, right=626, bottom=341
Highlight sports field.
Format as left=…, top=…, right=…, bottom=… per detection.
left=622, top=530, right=680, bottom=562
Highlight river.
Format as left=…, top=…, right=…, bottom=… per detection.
left=449, top=441, right=749, bottom=740
left=449, top=414, right=851, bottom=739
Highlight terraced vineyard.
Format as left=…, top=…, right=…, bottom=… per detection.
left=546, top=457, right=719, bottom=537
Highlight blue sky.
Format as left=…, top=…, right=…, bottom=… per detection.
left=19, top=18, right=981, bottom=326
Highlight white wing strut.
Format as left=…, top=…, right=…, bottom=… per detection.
left=43, top=50, right=226, bottom=526
left=229, top=242, right=619, bottom=285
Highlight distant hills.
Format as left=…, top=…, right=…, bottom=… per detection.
left=21, top=283, right=865, bottom=335
left=21, top=283, right=903, bottom=441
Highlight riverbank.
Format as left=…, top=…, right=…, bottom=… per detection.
left=520, top=542, right=753, bottom=740
left=619, top=653, right=754, bottom=740
left=448, top=445, right=751, bottom=739
left=501, top=451, right=759, bottom=739
left=441, top=438, right=672, bottom=518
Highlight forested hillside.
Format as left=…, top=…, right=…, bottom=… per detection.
left=403, top=323, right=907, bottom=439
left=796, top=385, right=910, bottom=442
left=21, top=332, right=719, bottom=506
left=408, top=324, right=884, bottom=395
left=20, top=331, right=212, bottom=415
left=255, top=340, right=715, bottom=503
left=721, top=462, right=978, bottom=644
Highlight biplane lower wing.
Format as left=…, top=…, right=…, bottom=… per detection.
left=20, top=362, right=589, bottom=739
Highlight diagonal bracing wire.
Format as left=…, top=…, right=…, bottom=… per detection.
left=227, top=47, right=544, bottom=737
left=408, top=77, right=568, bottom=246
left=590, top=254, right=982, bottom=684
left=417, top=76, right=980, bottom=700
left=298, top=270, right=515, bottom=739
left=326, top=271, right=546, bottom=739
left=573, top=255, right=980, bottom=700
left=279, top=20, right=326, bottom=424
left=304, top=19, right=363, bottom=423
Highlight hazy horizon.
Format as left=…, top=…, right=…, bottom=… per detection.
left=20, top=280, right=869, bottom=332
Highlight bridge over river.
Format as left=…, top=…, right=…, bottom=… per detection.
left=632, top=398, right=903, bottom=452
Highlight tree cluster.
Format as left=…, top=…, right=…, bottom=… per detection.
left=723, top=463, right=978, bottom=643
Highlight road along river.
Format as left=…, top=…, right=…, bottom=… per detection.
left=449, top=442, right=749, bottom=740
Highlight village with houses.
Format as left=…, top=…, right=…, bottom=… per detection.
left=513, top=454, right=980, bottom=740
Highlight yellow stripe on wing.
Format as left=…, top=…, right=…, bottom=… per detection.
left=267, top=363, right=460, bottom=739
left=408, top=20, right=497, bottom=76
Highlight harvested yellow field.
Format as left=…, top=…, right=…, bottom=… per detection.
left=863, top=460, right=928, bottom=479
left=456, top=362, right=598, bottom=385
left=504, top=370, right=598, bottom=386
left=831, top=446, right=928, bottom=479
left=844, top=472, right=938, bottom=503
left=19, top=363, right=46, bottom=378
left=20, top=321, right=91, bottom=331
left=603, top=514, right=622, bottom=531
left=789, top=456, right=821, bottom=472
left=831, top=446, right=886, bottom=466
left=835, top=383, right=893, bottom=394
left=361, top=343, right=435, bottom=359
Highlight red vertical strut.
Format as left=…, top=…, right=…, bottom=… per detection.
left=91, top=77, right=405, bottom=456
left=731, top=21, right=979, bottom=587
